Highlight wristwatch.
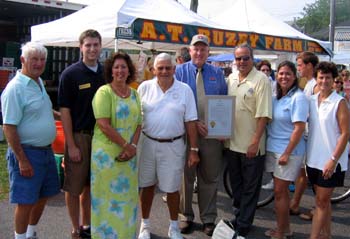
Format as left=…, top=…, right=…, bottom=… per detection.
left=190, top=147, right=199, bottom=152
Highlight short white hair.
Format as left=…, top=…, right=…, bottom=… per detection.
left=21, top=42, right=47, bottom=60
left=154, top=53, right=176, bottom=68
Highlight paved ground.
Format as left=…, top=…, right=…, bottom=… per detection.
left=1, top=169, right=350, bottom=238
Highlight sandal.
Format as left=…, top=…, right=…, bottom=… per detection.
left=289, top=208, right=300, bottom=216
left=299, top=209, right=314, bottom=221
left=265, top=228, right=293, bottom=238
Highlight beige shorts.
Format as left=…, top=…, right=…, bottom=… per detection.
left=138, top=135, right=186, bottom=193
left=63, top=132, right=92, bottom=196
left=265, top=151, right=303, bottom=182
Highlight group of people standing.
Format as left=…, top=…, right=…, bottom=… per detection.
left=1, top=29, right=348, bottom=239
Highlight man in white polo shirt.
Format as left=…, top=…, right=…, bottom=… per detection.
left=137, top=53, right=199, bottom=239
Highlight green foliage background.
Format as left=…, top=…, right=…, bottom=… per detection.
left=295, top=0, right=350, bottom=38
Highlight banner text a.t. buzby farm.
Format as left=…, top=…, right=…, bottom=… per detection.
left=116, top=19, right=328, bottom=55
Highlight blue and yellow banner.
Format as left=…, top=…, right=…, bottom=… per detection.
left=116, top=19, right=328, bottom=55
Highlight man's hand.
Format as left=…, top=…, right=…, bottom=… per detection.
left=246, top=142, right=259, bottom=158
left=18, top=159, right=34, bottom=177
left=196, top=121, right=208, bottom=137
left=68, top=145, right=81, bottom=162
left=188, top=151, right=200, bottom=167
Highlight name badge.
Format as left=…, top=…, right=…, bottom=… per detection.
left=79, top=83, right=91, bottom=90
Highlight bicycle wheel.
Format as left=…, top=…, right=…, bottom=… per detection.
left=257, top=171, right=275, bottom=208
left=331, top=160, right=350, bottom=204
left=223, top=166, right=274, bottom=208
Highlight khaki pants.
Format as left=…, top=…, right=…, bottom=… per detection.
left=179, top=138, right=223, bottom=224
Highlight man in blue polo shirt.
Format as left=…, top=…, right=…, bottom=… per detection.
left=1, top=42, right=60, bottom=239
left=175, top=34, right=227, bottom=236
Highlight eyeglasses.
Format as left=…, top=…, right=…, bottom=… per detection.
left=156, top=66, right=172, bottom=71
left=341, top=73, right=349, bottom=77
left=235, top=56, right=251, bottom=62
left=334, top=81, right=343, bottom=84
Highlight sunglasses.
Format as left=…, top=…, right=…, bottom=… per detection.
left=334, top=81, right=343, bottom=84
left=341, top=73, right=349, bottom=77
left=235, top=56, right=251, bottom=62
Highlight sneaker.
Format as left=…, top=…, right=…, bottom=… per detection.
left=138, top=227, right=151, bottom=239
left=168, top=227, right=183, bottom=239
left=79, top=226, right=91, bottom=239
left=262, top=179, right=274, bottom=190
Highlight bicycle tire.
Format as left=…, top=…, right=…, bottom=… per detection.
left=223, top=166, right=275, bottom=208
left=331, top=189, right=350, bottom=203
left=331, top=163, right=350, bottom=204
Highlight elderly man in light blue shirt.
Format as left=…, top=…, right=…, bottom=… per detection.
left=1, top=42, right=60, bottom=239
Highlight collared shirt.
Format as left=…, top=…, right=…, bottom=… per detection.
left=267, top=88, right=309, bottom=156
left=307, top=91, right=349, bottom=171
left=175, top=61, right=227, bottom=102
left=227, top=67, right=272, bottom=154
left=1, top=70, right=56, bottom=146
left=137, top=78, right=197, bottom=138
left=58, top=60, right=104, bottom=132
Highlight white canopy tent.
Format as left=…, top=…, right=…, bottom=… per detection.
left=31, top=0, right=330, bottom=56
left=30, top=0, right=225, bottom=51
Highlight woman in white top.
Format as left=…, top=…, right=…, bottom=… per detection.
left=306, top=62, right=349, bottom=239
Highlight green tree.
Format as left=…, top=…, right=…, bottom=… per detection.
left=296, top=0, right=350, bottom=37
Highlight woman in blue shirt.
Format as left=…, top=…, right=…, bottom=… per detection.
left=264, top=61, right=309, bottom=239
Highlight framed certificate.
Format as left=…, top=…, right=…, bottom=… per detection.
left=204, top=95, right=235, bottom=139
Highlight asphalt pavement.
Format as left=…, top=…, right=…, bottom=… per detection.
left=1, top=168, right=350, bottom=239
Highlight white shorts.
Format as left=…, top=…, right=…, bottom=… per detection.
left=138, top=135, right=186, bottom=193
left=265, top=151, right=303, bottom=182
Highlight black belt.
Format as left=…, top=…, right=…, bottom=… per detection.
left=75, top=130, right=94, bottom=136
left=22, top=144, right=52, bottom=150
left=143, top=132, right=183, bottom=143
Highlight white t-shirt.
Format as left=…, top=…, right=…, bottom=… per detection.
left=137, top=78, right=197, bottom=138
left=303, top=78, right=317, bottom=97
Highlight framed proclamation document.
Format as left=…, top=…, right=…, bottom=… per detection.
left=204, top=95, right=235, bottom=139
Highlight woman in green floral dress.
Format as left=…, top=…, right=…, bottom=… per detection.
left=91, top=52, right=142, bottom=239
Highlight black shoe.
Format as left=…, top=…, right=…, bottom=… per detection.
left=79, top=226, right=91, bottom=239
left=180, top=221, right=194, bottom=234
left=202, top=223, right=215, bottom=236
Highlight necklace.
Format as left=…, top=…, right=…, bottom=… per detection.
left=111, top=84, right=130, bottom=98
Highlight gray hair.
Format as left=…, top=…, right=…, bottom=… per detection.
left=154, top=53, right=176, bottom=68
left=234, top=43, right=254, bottom=59
left=21, top=42, right=47, bottom=60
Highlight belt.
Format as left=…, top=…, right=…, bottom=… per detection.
left=143, top=132, right=183, bottom=143
left=22, top=144, right=52, bottom=150
left=75, top=130, right=94, bottom=136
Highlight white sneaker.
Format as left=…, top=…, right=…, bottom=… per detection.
left=237, top=235, right=246, bottom=239
left=262, top=179, right=274, bottom=190
left=168, top=227, right=183, bottom=239
left=138, top=227, right=151, bottom=239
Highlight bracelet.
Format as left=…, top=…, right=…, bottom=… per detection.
left=131, top=143, right=137, bottom=149
left=331, top=155, right=337, bottom=162
left=190, top=147, right=199, bottom=152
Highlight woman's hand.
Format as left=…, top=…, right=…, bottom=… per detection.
left=117, top=143, right=137, bottom=162
left=322, top=159, right=337, bottom=179
left=278, top=153, right=289, bottom=165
